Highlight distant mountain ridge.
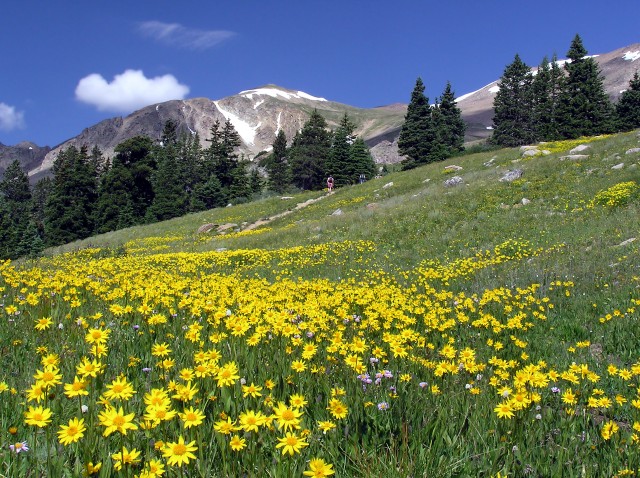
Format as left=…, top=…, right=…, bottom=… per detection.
left=5, top=42, right=639, bottom=179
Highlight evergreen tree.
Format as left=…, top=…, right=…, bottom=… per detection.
left=112, top=136, right=156, bottom=222
left=31, top=177, right=52, bottom=239
left=89, top=145, right=105, bottom=179
left=531, top=55, right=565, bottom=141
left=1, top=160, right=31, bottom=205
left=228, top=160, right=250, bottom=202
left=398, top=77, right=436, bottom=169
left=216, top=119, right=242, bottom=190
left=147, top=146, right=187, bottom=221
left=267, top=130, right=291, bottom=193
left=190, top=175, right=226, bottom=212
left=201, top=119, right=243, bottom=202
left=147, top=121, right=188, bottom=221
left=248, top=168, right=263, bottom=197
left=289, top=110, right=332, bottom=190
left=0, top=195, right=13, bottom=259
left=44, top=146, right=97, bottom=246
left=0, top=160, right=32, bottom=257
left=93, top=164, right=137, bottom=234
left=17, top=220, right=44, bottom=259
left=179, top=132, right=203, bottom=198
left=490, top=54, right=536, bottom=146
left=616, top=71, right=640, bottom=131
left=433, top=82, right=466, bottom=157
left=349, top=138, right=376, bottom=182
left=326, top=113, right=356, bottom=185
left=556, top=34, right=615, bottom=138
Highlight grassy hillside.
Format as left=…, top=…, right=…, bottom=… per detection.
left=2, top=131, right=639, bottom=477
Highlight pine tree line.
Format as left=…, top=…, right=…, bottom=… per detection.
left=0, top=110, right=376, bottom=259
left=491, top=34, right=640, bottom=146
left=260, top=110, right=376, bottom=192
left=398, top=79, right=466, bottom=170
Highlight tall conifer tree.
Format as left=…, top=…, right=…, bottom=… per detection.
left=268, top=129, right=291, bottom=193
left=398, top=77, right=435, bottom=169
left=44, top=146, right=97, bottom=246
left=289, top=110, right=331, bottom=190
left=327, top=113, right=356, bottom=185
left=490, top=54, right=536, bottom=146
left=434, top=82, right=466, bottom=157
left=616, top=71, right=640, bottom=131
left=556, top=34, right=614, bottom=138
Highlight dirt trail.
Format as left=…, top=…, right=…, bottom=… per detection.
left=242, top=194, right=329, bottom=231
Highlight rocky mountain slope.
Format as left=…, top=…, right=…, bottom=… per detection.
left=19, top=42, right=640, bottom=178
left=0, top=142, right=50, bottom=178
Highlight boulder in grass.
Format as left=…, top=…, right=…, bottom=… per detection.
left=197, top=223, right=217, bottom=234
left=444, top=165, right=463, bottom=172
left=499, top=169, right=523, bottom=182
left=570, top=144, right=591, bottom=154
left=444, top=176, right=464, bottom=187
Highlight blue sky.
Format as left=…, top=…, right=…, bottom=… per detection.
left=1, top=1, right=638, bottom=147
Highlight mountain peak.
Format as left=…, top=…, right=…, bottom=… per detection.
left=238, top=85, right=327, bottom=102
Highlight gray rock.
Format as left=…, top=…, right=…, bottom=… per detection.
left=521, top=198, right=531, bottom=205
left=382, top=182, right=394, bottom=189
left=444, top=176, right=464, bottom=187
left=280, top=196, right=294, bottom=200
left=616, top=238, right=636, bottom=247
left=444, top=165, right=463, bottom=171
left=570, top=144, right=591, bottom=154
left=625, top=148, right=640, bottom=155
left=217, top=223, right=238, bottom=232
left=611, top=163, right=625, bottom=170
left=559, top=154, right=589, bottom=161
left=499, top=169, right=523, bottom=182
left=331, top=208, right=344, bottom=216
left=484, top=157, right=496, bottom=167
left=197, top=223, right=217, bottom=234
left=522, top=149, right=539, bottom=157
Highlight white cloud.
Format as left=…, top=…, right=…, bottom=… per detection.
left=138, top=21, right=235, bottom=50
left=75, top=69, right=190, bottom=112
left=0, top=103, right=25, bottom=131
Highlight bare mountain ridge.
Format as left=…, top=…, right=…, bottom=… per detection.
left=26, top=42, right=640, bottom=178
left=0, top=142, right=50, bottom=179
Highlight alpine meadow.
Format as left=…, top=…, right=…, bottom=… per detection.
left=1, top=34, right=640, bottom=478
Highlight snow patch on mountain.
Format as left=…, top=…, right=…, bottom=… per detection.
left=213, top=101, right=259, bottom=145
left=275, top=111, right=282, bottom=135
left=456, top=81, right=500, bottom=102
left=253, top=99, right=265, bottom=109
left=240, top=87, right=327, bottom=102
left=623, top=50, right=640, bottom=61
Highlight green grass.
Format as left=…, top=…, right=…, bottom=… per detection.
left=2, top=130, right=640, bottom=477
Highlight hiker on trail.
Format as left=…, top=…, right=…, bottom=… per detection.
left=327, top=176, right=334, bottom=192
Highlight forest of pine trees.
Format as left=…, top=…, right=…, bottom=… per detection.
left=490, top=34, right=640, bottom=146
left=2, top=33, right=639, bottom=260
left=0, top=111, right=376, bottom=259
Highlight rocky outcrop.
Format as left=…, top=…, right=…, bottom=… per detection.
left=0, top=141, right=50, bottom=180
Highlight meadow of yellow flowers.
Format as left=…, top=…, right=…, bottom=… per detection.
left=1, top=133, right=639, bottom=477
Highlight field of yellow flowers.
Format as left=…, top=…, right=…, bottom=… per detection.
left=1, top=133, right=640, bottom=477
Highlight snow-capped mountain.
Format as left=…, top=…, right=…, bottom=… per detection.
left=19, top=42, right=640, bottom=179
